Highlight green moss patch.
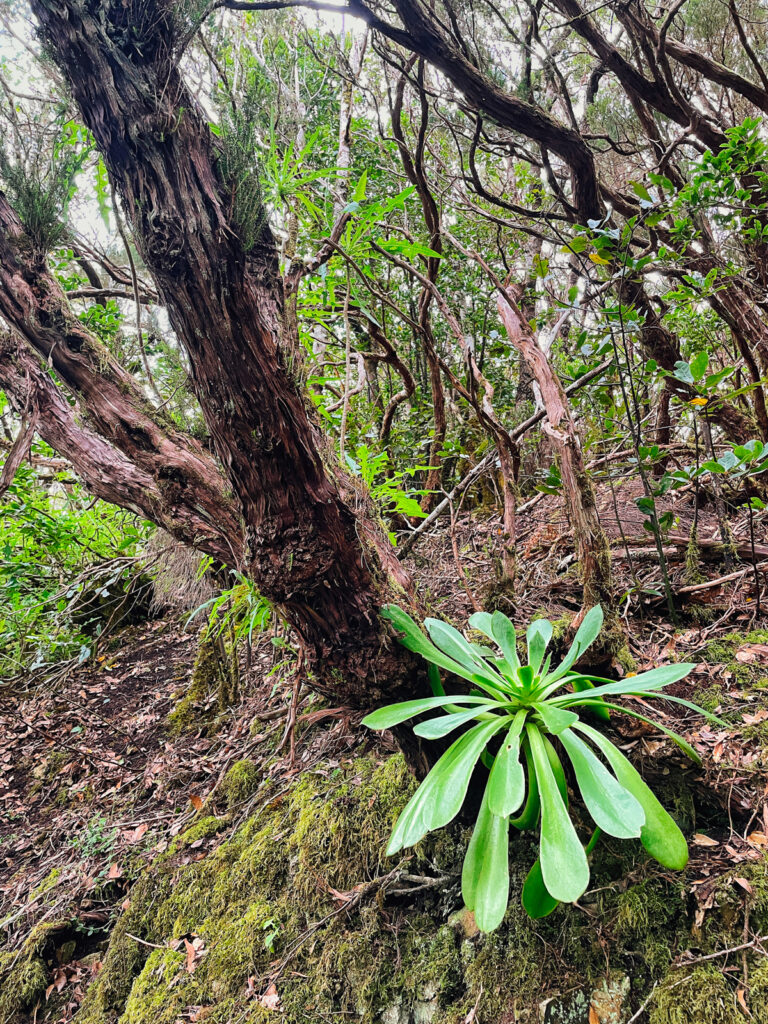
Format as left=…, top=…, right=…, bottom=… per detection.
left=57, top=753, right=768, bottom=1024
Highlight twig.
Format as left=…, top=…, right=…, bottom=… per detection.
left=671, top=935, right=768, bottom=968
left=677, top=563, right=768, bottom=594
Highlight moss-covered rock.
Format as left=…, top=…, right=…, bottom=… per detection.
left=649, top=966, right=740, bottom=1024
left=167, top=632, right=236, bottom=736
left=63, top=752, right=768, bottom=1024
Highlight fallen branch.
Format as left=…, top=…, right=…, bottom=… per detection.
left=677, top=562, right=768, bottom=594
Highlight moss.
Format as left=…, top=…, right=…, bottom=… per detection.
left=221, top=759, right=260, bottom=808
left=748, top=959, right=768, bottom=1024
left=649, top=966, right=740, bottom=1024
left=703, top=629, right=768, bottom=686
left=31, top=865, right=62, bottom=899
left=121, top=949, right=197, bottom=1024
left=0, top=920, right=74, bottom=1021
left=63, top=751, right=746, bottom=1024
left=168, top=815, right=227, bottom=854
left=0, top=953, right=47, bottom=1020
left=614, top=877, right=687, bottom=974
left=167, top=632, right=227, bottom=735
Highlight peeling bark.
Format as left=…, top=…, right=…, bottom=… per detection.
left=28, top=0, right=419, bottom=709
left=0, top=191, right=243, bottom=565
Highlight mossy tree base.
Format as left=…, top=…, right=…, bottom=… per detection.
left=4, top=749, right=768, bottom=1024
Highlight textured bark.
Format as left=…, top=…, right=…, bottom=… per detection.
left=496, top=288, right=613, bottom=613
left=0, top=332, right=168, bottom=522
left=0, top=192, right=243, bottom=565
left=29, top=0, right=419, bottom=709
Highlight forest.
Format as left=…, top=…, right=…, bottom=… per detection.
left=1, top=0, right=768, bottom=1019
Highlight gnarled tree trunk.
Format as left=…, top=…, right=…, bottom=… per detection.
left=27, top=0, right=419, bottom=710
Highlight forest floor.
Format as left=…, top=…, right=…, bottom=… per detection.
left=2, top=480, right=768, bottom=1024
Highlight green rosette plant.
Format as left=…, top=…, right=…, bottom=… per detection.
left=363, top=604, right=715, bottom=931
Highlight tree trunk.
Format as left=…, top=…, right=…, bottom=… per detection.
left=496, top=287, right=614, bottom=616
left=0, top=193, right=243, bottom=565
left=28, top=0, right=419, bottom=709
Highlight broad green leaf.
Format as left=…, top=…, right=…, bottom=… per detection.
left=521, top=859, right=560, bottom=918
left=425, top=619, right=509, bottom=691
left=527, top=725, right=589, bottom=902
left=491, top=611, right=521, bottom=671
left=551, top=663, right=695, bottom=704
left=527, top=619, right=553, bottom=674
left=576, top=723, right=688, bottom=870
left=462, top=789, right=510, bottom=932
left=690, top=351, right=709, bottom=381
left=533, top=702, right=578, bottom=735
left=362, top=695, right=495, bottom=731
left=487, top=710, right=528, bottom=817
left=381, top=606, right=508, bottom=693
left=558, top=729, right=644, bottom=838
left=468, top=611, right=495, bottom=638
left=413, top=705, right=498, bottom=739
left=541, top=606, right=604, bottom=689
left=386, top=718, right=508, bottom=854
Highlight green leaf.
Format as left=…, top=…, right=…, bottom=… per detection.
left=526, top=725, right=589, bottom=903
left=521, top=859, right=560, bottom=919
left=558, top=729, right=644, bottom=838
left=425, top=618, right=508, bottom=691
left=509, top=739, right=541, bottom=830
left=362, top=695, right=496, bottom=730
left=381, top=606, right=507, bottom=693
left=533, top=702, right=578, bottom=735
left=552, top=663, right=695, bottom=705
left=462, top=789, right=510, bottom=932
left=690, top=351, right=709, bottom=381
left=487, top=710, right=528, bottom=817
left=386, top=718, right=508, bottom=854
left=597, top=702, right=702, bottom=763
left=491, top=611, right=521, bottom=672
left=527, top=619, right=553, bottom=674
left=673, top=361, right=695, bottom=385
left=576, top=723, right=688, bottom=870
left=541, top=606, right=603, bottom=689
left=413, top=705, right=498, bottom=739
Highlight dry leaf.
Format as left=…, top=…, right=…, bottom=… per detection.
left=189, top=794, right=204, bottom=811
left=692, top=834, right=719, bottom=847
left=257, top=983, right=281, bottom=1011
left=107, top=862, right=122, bottom=880
left=747, top=832, right=768, bottom=847
left=122, top=822, right=148, bottom=844
left=589, top=1006, right=600, bottom=1024
left=734, top=877, right=754, bottom=894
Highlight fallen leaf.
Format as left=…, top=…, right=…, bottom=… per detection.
left=734, top=877, right=753, bottom=894
left=122, top=822, right=148, bottom=845
left=692, top=834, right=719, bottom=847
left=257, top=983, right=281, bottom=1011
left=184, top=938, right=198, bottom=974
left=107, top=862, right=122, bottom=880
left=747, top=832, right=768, bottom=847
left=189, top=794, right=204, bottom=811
